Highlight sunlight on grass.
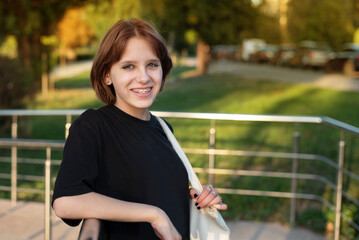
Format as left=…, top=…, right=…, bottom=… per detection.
left=28, top=89, right=101, bottom=109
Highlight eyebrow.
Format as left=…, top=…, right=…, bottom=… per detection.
left=118, top=59, right=161, bottom=65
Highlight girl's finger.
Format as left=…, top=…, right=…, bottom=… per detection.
left=212, top=202, right=228, bottom=210
left=196, top=185, right=213, bottom=203
left=189, top=188, right=199, bottom=199
left=205, top=195, right=222, bottom=208
left=197, top=189, right=218, bottom=208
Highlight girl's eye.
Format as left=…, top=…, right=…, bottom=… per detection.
left=122, top=65, right=134, bottom=69
left=148, top=62, right=159, bottom=68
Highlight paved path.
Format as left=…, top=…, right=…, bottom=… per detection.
left=50, top=60, right=93, bottom=81
left=208, top=60, right=359, bottom=92
left=0, top=199, right=329, bottom=240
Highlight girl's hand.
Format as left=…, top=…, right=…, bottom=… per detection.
left=78, top=218, right=101, bottom=240
left=150, top=208, right=182, bottom=240
left=189, top=185, right=227, bottom=210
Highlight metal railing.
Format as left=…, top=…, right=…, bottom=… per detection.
left=1, top=109, right=359, bottom=240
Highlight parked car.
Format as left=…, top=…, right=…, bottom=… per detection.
left=241, top=38, right=266, bottom=62
left=251, top=44, right=278, bottom=63
left=325, top=43, right=359, bottom=77
left=211, top=45, right=240, bottom=61
left=270, top=44, right=296, bottom=66
left=288, top=41, right=332, bottom=69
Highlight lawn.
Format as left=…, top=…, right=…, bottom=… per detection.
left=2, top=65, right=359, bottom=236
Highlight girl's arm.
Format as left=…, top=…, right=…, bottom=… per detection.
left=53, top=192, right=181, bottom=240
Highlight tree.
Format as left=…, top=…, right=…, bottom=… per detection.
left=85, top=0, right=141, bottom=47
left=0, top=0, right=96, bottom=90
left=287, top=0, right=354, bottom=49
left=57, top=7, right=94, bottom=64
left=184, top=0, right=258, bottom=45
left=140, top=0, right=258, bottom=72
left=183, top=0, right=258, bottom=73
left=254, top=0, right=282, bottom=44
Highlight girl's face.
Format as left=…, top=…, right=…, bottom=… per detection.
left=106, top=37, right=163, bottom=120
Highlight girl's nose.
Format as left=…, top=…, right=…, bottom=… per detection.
left=136, top=67, right=150, bottom=83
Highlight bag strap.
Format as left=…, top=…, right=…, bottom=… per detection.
left=155, top=116, right=230, bottom=231
left=155, top=116, right=203, bottom=192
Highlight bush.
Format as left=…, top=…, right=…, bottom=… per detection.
left=297, top=208, right=327, bottom=233
left=0, top=56, right=32, bottom=109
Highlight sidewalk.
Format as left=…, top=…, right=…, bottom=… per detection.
left=0, top=199, right=329, bottom=240
left=50, top=60, right=93, bottom=81
left=208, top=60, right=359, bottom=92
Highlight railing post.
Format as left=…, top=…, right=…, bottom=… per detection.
left=208, top=119, right=216, bottom=185
left=11, top=115, right=18, bottom=206
left=290, top=131, right=300, bottom=227
left=65, top=114, right=72, bottom=139
left=334, top=132, right=345, bottom=240
left=44, top=147, right=52, bottom=240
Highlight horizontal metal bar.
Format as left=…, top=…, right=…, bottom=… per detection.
left=185, top=148, right=359, bottom=182
left=153, top=111, right=359, bottom=136
left=342, top=214, right=359, bottom=231
left=0, top=186, right=11, bottom=191
left=321, top=116, right=359, bottom=137
left=342, top=191, right=359, bottom=207
left=0, top=186, right=44, bottom=194
left=193, top=168, right=337, bottom=190
left=217, top=188, right=334, bottom=209
left=153, top=111, right=325, bottom=123
left=1, top=110, right=358, bottom=136
left=0, top=157, right=61, bottom=165
left=0, top=109, right=85, bottom=116
left=0, top=138, right=64, bottom=149
left=17, top=187, right=44, bottom=194
left=0, top=173, right=11, bottom=179
left=0, top=173, right=44, bottom=181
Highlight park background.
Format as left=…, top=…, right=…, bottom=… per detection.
left=1, top=0, right=359, bottom=239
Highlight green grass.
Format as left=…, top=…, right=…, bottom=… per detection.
left=54, top=71, right=92, bottom=89
left=2, top=65, right=359, bottom=237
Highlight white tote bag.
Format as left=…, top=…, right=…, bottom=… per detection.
left=156, top=116, right=231, bottom=240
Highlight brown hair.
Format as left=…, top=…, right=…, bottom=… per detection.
left=90, top=18, right=173, bottom=105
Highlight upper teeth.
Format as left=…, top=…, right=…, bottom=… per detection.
left=137, top=89, right=150, bottom=94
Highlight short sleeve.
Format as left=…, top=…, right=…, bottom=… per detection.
left=52, top=110, right=101, bottom=226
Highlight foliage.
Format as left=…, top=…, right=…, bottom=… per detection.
left=287, top=0, right=354, bottom=49
left=0, top=35, right=17, bottom=58
left=0, top=0, right=98, bottom=90
left=253, top=2, right=282, bottom=43
left=84, top=0, right=141, bottom=47
left=341, top=202, right=359, bottom=239
left=0, top=56, right=32, bottom=109
left=83, top=0, right=259, bottom=52
left=182, top=0, right=258, bottom=45
left=297, top=208, right=327, bottom=233
left=57, top=7, right=94, bottom=55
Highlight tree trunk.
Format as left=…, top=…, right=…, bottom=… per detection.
left=196, top=40, right=211, bottom=74
left=17, top=34, right=43, bottom=90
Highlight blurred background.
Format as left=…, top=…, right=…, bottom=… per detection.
left=0, top=0, right=358, bottom=108
left=1, top=0, right=359, bottom=239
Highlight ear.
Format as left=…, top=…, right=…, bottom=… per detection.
left=105, top=74, right=112, bottom=85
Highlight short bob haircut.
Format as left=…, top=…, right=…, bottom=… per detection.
left=90, top=18, right=173, bottom=105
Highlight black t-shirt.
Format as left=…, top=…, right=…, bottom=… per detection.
left=52, top=105, right=190, bottom=239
